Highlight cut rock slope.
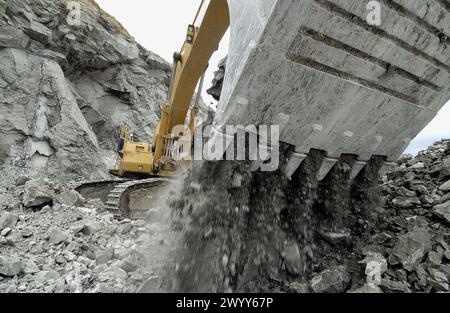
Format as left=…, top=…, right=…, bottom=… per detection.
left=0, top=0, right=170, bottom=187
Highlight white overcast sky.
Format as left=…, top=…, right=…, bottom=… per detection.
left=95, top=0, right=450, bottom=155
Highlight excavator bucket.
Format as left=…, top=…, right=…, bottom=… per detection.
left=213, top=0, right=450, bottom=179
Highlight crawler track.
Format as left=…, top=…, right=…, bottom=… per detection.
left=104, top=178, right=172, bottom=219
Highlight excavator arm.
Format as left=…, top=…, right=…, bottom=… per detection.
left=151, top=0, right=230, bottom=174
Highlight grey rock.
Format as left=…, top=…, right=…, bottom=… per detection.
left=109, top=266, right=128, bottom=281
left=288, top=281, right=310, bottom=293
left=22, top=180, right=54, bottom=208
left=429, top=279, right=449, bottom=292
left=95, top=248, right=114, bottom=264
left=348, top=284, right=383, bottom=293
left=281, top=241, right=302, bottom=275
left=54, top=189, right=83, bottom=207
left=380, top=279, right=411, bottom=293
left=48, top=227, right=69, bottom=245
left=428, top=252, right=442, bottom=266
left=81, top=221, right=103, bottom=235
left=1, top=228, right=11, bottom=236
left=310, top=266, right=351, bottom=293
left=444, top=250, right=450, bottom=261
left=138, top=276, right=162, bottom=293
left=0, top=255, right=21, bottom=277
left=432, top=201, right=450, bottom=225
left=391, top=228, right=433, bottom=271
left=439, top=180, right=450, bottom=192
left=0, top=25, right=29, bottom=49
left=34, top=270, right=60, bottom=282
left=0, top=212, right=18, bottom=231
left=397, top=187, right=417, bottom=197
left=392, top=197, right=421, bottom=209
left=319, top=231, right=351, bottom=245
left=20, top=228, right=34, bottom=238
left=23, top=260, right=40, bottom=274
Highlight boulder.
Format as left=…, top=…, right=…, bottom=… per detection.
left=22, top=260, right=40, bottom=274
left=54, top=189, right=84, bottom=207
left=22, top=180, right=54, bottom=208
left=81, top=221, right=103, bottom=235
left=0, top=255, right=21, bottom=277
left=391, top=228, right=433, bottom=271
left=34, top=270, right=61, bottom=282
left=310, top=266, right=351, bottom=293
left=95, top=248, right=114, bottom=264
left=0, top=25, right=29, bottom=49
left=432, top=201, right=450, bottom=226
left=48, top=227, right=69, bottom=245
left=392, top=197, right=421, bottom=209
left=439, top=180, right=450, bottom=192
left=380, top=279, right=411, bottom=293
left=0, top=212, right=18, bottom=231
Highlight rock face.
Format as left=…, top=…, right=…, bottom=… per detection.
left=0, top=0, right=170, bottom=188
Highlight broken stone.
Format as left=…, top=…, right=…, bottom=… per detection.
left=432, top=201, right=450, bottom=225
left=20, top=228, right=34, bottom=238
left=392, top=197, right=421, bottom=209
left=0, top=212, right=18, bottom=231
left=81, top=221, right=102, bottom=235
left=1, top=227, right=11, bottom=236
left=428, top=252, right=443, bottom=266
left=310, top=266, right=351, bottom=293
left=348, top=283, right=383, bottom=293
left=23, top=260, right=40, bottom=274
left=54, top=189, right=83, bottom=207
left=281, top=241, right=302, bottom=275
left=288, top=281, right=310, bottom=293
left=34, top=270, right=60, bottom=282
left=23, top=180, right=54, bottom=208
left=439, top=180, right=450, bottom=192
left=0, top=25, right=29, bottom=49
left=391, top=227, right=433, bottom=271
left=397, top=187, right=417, bottom=197
left=319, top=230, right=351, bottom=245
left=0, top=255, right=21, bottom=277
left=444, top=250, right=450, bottom=261
left=380, top=279, right=411, bottom=293
left=95, top=248, right=114, bottom=264
left=429, top=279, right=449, bottom=292
left=48, top=227, right=69, bottom=245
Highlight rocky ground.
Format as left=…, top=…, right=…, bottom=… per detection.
left=0, top=179, right=182, bottom=293
left=1, top=140, right=449, bottom=293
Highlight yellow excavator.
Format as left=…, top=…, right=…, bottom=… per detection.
left=94, top=0, right=450, bottom=217
left=110, top=0, right=229, bottom=178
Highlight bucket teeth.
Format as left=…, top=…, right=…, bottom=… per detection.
left=317, top=157, right=339, bottom=181
left=350, top=160, right=368, bottom=180
left=285, top=152, right=307, bottom=179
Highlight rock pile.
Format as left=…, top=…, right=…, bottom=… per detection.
left=0, top=180, right=179, bottom=293
left=347, top=139, right=450, bottom=293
